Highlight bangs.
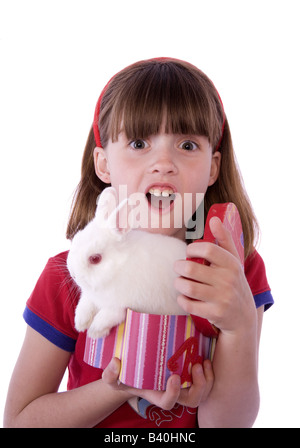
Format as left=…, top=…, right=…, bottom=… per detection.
left=100, top=60, right=223, bottom=149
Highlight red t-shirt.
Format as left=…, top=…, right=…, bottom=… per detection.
left=23, top=249, right=273, bottom=428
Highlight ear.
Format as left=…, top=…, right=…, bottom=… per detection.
left=107, top=198, right=133, bottom=236
left=208, top=151, right=221, bottom=186
left=94, top=147, right=111, bottom=184
left=95, top=187, right=118, bottom=222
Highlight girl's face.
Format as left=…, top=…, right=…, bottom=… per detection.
left=94, top=129, right=221, bottom=241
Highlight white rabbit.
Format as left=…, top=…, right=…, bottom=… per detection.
left=67, top=187, right=187, bottom=339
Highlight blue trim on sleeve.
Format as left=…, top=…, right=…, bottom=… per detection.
left=254, top=290, right=274, bottom=311
left=23, top=306, right=77, bottom=352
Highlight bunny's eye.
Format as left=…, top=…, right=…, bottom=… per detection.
left=88, top=254, right=102, bottom=265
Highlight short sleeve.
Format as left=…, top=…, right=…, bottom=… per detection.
left=23, top=251, right=79, bottom=352
left=244, top=250, right=274, bottom=311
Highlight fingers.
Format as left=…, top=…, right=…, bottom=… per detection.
left=135, top=375, right=181, bottom=411
left=177, top=360, right=214, bottom=408
left=102, top=358, right=182, bottom=411
left=186, top=241, right=236, bottom=269
left=154, top=375, right=181, bottom=410
left=185, top=217, right=241, bottom=268
left=174, top=264, right=214, bottom=301
left=102, top=355, right=214, bottom=411
left=191, top=361, right=214, bottom=402
left=143, top=360, right=214, bottom=411
left=201, top=359, right=214, bottom=399
left=177, top=294, right=210, bottom=317
left=174, top=259, right=213, bottom=285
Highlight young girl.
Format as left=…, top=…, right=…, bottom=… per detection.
left=4, top=57, right=273, bottom=428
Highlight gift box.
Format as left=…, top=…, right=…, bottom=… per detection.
left=84, top=309, right=215, bottom=390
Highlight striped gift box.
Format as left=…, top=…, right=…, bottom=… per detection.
left=84, top=321, right=125, bottom=369
left=84, top=309, right=215, bottom=391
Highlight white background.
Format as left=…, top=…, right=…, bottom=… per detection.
left=1, top=0, right=299, bottom=428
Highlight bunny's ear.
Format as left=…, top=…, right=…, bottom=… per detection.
left=95, top=187, right=118, bottom=224
left=107, top=197, right=135, bottom=236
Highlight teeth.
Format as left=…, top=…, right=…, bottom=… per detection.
left=148, top=188, right=175, bottom=197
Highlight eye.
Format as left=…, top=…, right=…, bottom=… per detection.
left=180, top=140, right=198, bottom=151
left=88, top=254, right=102, bottom=265
left=129, top=139, right=149, bottom=150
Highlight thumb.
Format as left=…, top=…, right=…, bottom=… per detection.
left=101, top=357, right=121, bottom=385
left=209, top=216, right=239, bottom=259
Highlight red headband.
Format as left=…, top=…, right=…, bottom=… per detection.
left=93, top=58, right=226, bottom=150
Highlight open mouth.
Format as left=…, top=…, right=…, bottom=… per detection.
left=146, top=186, right=176, bottom=210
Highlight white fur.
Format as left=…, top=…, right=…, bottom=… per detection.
left=67, top=187, right=187, bottom=338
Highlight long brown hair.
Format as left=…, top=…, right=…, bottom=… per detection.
left=66, top=58, right=259, bottom=258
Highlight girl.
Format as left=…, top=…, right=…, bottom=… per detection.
left=4, top=58, right=273, bottom=428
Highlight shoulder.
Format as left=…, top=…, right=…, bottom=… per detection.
left=28, top=251, right=77, bottom=308
left=34, top=250, right=72, bottom=290
left=47, top=250, right=69, bottom=269
left=245, top=249, right=270, bottom=295
left=244, top=249, right=274, bottom=310
left=24, top=250, right=80, bottom=351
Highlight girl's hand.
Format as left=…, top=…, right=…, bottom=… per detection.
left=102, top=357, right=214, bottom=410
left=174, top=217, right=257, bottom=335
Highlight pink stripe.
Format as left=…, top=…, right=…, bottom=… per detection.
left=155, top=315, right=170, bottom=390
left=90, top=338, right=97, bottom=365
left=143, top=314, right=161, bottom=389
left=99, top=326, right=117, bottom=368
left=119, top=310, right=131, bottom=380
left=174, top=316, right=186, bottom=365
left=134, top=313, right=148, bottom=388
left=119, top=311, right=130, bottom=384
left=123, top=311, right=140, bottom=387
left=153, top=315, right=163, bottom=389
left=83, top=336, right=92, bottom=364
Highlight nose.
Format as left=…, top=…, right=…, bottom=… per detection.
left=147, top=145, right=178, bottom=176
